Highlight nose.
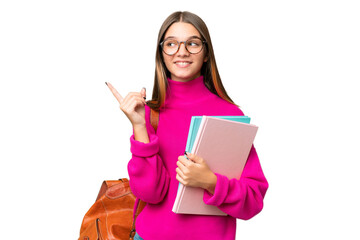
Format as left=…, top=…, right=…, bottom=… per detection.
left=177, top=42, right=189, bottom=56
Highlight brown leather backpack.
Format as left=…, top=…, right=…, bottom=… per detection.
left=78, top=179, right=146, bottom=240
left=78, top=108, right=159, bottom=240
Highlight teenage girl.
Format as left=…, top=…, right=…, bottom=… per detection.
left=106, top=11, right=268, bottom=240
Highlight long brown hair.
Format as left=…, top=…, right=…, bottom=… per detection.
left=147, top=11, right=237, bottom=111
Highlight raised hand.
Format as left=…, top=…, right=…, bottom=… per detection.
left=105, top=82, right=146, bottom=127
left=106, top=82, right=149, bottom=143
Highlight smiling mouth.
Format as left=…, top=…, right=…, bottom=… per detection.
left=174, top=61, right=192, bottom=67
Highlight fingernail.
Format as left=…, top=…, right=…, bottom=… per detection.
left=184, top=151, right=188, bottom=156
left=142, top=87, right=146, bottom=100
left=105, top=82, right=108, bottom=86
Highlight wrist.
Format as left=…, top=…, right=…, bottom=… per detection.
left=204, top=173, right=217, bottom=195
left=132, top=122, right=146, bottom=131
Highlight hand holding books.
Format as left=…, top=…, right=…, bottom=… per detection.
left=172, top=116, right=258, bottom=215
left=176, top=152, right=217, bottom=194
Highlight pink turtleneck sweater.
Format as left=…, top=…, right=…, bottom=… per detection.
left=127, top=76, right=268, bottom=240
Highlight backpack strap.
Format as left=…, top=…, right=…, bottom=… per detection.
left=129, top=198, right=146, bottom=239
left=150, top=108, right=159, bottom=132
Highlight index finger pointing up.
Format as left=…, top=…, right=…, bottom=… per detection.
left=105, top=82, right=123, bottom=104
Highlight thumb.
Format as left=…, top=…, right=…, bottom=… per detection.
left=141, top=87, right=146, bottom=100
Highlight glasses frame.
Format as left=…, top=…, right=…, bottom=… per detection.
left=160, top=37, right=206, bottom=56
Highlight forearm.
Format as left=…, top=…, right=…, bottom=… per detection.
left=128, top=134, right=170, bottom=203
left=133, top=124, right=149, bottom=143
left=128, top=155, right=170, bottom=204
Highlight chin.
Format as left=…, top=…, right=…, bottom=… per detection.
left=172, top=72, right=201, bottom=82
left=174, top=76, right=196, bottom=82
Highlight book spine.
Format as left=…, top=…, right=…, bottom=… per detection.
left=191, top=116, right=207, bottom=154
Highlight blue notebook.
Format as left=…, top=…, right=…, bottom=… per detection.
left=184, top=116, right=251, bottom=153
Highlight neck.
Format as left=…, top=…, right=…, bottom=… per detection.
left=164, top=75, right=210, bottom=104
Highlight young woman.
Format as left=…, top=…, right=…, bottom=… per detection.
left=106, top=11, right=268, bottom=240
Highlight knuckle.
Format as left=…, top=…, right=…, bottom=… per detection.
left=129, top=92, right=140, bottom=98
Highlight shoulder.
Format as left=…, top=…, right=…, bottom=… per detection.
left=210, top=95, right=245, bottom=116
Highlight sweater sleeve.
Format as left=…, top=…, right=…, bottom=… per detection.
left=127, top=106, right=170, bottom=204
left=203, top=145, right=268, bottom=219
left=201, top=104, right=269, bottom=219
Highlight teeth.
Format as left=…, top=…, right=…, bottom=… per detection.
left=176, top=62, right=190, bottom=66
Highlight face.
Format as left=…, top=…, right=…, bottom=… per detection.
left=162, top=22, right=207, bottom=82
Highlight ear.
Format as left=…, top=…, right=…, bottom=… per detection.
left=203, top=53, right=209, bottom=62
left=203, top=44, right=209, bottom=62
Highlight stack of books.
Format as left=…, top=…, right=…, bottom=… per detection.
left=172, top=116, right=258, bottom=216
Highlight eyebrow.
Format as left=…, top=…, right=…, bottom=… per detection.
left=163, top=35, right=202, bottom=41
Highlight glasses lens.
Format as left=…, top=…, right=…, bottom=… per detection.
left=161, top=38, right=204, bottom=55
left=162, top=40, right=179, bottom=55
left=186, top=38, right=203, bottom=54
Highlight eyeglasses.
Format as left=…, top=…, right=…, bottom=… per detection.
left=160, top=37, right=206, bottom=56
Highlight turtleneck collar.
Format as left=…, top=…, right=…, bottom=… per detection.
left=165, top=76, right=211, bottom=103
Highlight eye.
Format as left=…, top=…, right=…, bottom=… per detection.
left=165, top=40, right=178, bottom=47
left=187, top=39, right=202, bottom=47
left=188, top=41, right=198, bottom=46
